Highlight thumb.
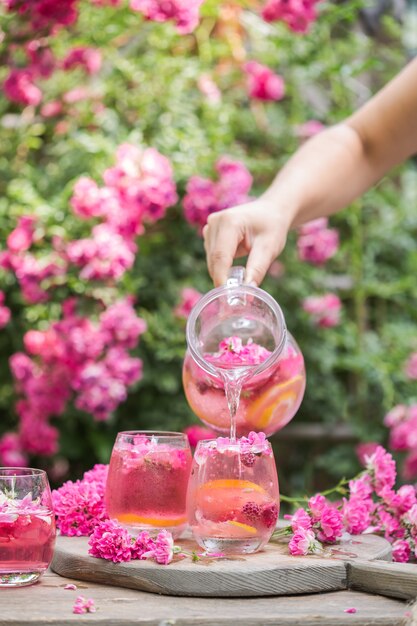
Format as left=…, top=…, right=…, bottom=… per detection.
left=245, top=236, right=280, bottom=286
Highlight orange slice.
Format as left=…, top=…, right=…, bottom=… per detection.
left=117, top=513, right=187, bottom=527
left=200, top=479, right=265, bottom=493
left=226, top=520, right=257, bottom=536
left=196, top=479, right=268, bottom=520
left=245, top=375, right=305, bottom=430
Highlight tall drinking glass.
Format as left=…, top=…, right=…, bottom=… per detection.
left=0, top=468, right=56, bottom=587
left=187, top=437, right=279, bottom=554
left=105, top=431, right=192, bottom=538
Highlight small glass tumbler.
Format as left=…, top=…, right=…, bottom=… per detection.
left=187, top=437, right=279, bottom=555
left=105, top=431, right=192, bottom=538
left=0, top=468, right=56, bottom=587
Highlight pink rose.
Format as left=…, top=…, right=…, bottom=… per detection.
left=244, top=61, right=285, bottom=102
left=288, top=528, right=322, bottom=555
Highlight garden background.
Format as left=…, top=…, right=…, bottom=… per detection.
left=0, top=0, right=416, bottom=496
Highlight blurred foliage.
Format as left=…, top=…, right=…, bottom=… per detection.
left=0, top=0, right=416, bottom=490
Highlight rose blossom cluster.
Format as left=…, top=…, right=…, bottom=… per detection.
left=0, top=215, right=66, bottom=304
left=89, top=520, right=176, bottom=565
left=206, top=336, right=271, bottom=366
left=261, top=0, right=322, bottom=34
left=302, top=293, right=342, bottom=328
left=243, top=61, right=285, bottom=102
left=52, top=464, right=109, bottom=536
left=286, top=494, right=344, bottom=555
left=297, top=218, right=339, bottom=265
left=0, top=297, right=145, bottom=461
left=129, top=0, right=204, bottom=34
left=384, top=404, right=417, bottom=480
left=183, top=157, right=252, bottom=233
left=68, top=144, right=177, bottom=280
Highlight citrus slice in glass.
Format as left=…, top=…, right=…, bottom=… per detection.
left=116, top=513, right=187, bottom=527
left=196, top=479, right=269, bottom=521
left=245, top=374, right=305, bottom=430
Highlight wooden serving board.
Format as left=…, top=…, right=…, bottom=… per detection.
left=51, top=533, right=392, bottom=598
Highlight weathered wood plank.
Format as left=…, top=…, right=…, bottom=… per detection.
left=50, top=534, right=391, bottom=598
left=0, top=571, right=408, bottom=626
left=348, top=559, right=417, bottom=600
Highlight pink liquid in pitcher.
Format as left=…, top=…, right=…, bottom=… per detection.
left=106, top=434, right=192, bottom=538
left=0, top=510, right=56, bottom=573
left=183, top=336, right=305, bottom=438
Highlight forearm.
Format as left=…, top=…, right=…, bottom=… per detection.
left=261, top=57, right=417, bottom=229
left=260, top=123, right=389, bottom=229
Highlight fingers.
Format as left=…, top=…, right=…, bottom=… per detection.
left=245, top=235, right=281, bottom=286
left=204, top=214, right=245, bottom=286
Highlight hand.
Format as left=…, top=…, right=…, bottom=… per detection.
left=203, top=198, right=291, bottom=287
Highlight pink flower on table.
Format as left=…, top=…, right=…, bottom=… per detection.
left=83, top=464, right=109, bottom=484
left=150, top=530, right=174, bottom=565
left=73, top=596, right=96, bottom=614
left=297, top=218, right=339, bottom=265
left=243, top=61, right=285, bottom=102
left=342, top=498, right=371, bottom=535
left=131, top=531, right=156, bottom=560
left=88, top=519, right=132, bottom=563
left=380, top=485, right=417, bottom=516
left=289, top=528, right=322, bottom=555
left=404, top=352, right=417, bottom=380
left=403, top=503, right=417, bottom=534
left=348, top=476, right=373, bottom=501
left=303, top=293, right=341, bottom=328
left=129, top=0, right=204, bottom=34
left=3, top=69, right=42, bottom=106
left=183, top=425, right=216, bottom=448
left=64, top=583, right=77, bottom=590
left=286, top=507, right=312, bottom=532
left=261, top=0, right=321, bottom=34
left=364, top=445, right=396, bottom=495
left=174, top=288, right=202, bottom=319
left=307, top=495, right=326, bottom=521
left=316, top=505, right=344, bottom=543
left=392, top=539, right=411, bottom=563
left=375, top=507, right=401, bottom=540
left=52, top=477, right=108, bottom=536
left=62, top=47, right=102, bottom=75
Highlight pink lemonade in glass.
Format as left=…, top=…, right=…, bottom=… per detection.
left=183, top=335, right=305, bottom=437
left=0, top=468, right=56, bottom=587
left=187, top=433, right=279, bottom=554
left=105, top=431, right=192, bottom=538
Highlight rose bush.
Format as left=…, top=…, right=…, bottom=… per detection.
left=0, top=0, right=415, bottom=491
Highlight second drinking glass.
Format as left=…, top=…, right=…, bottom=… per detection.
left=187, top=436, right=279, bottom=554
left=105, top=431, right=192, bottom=538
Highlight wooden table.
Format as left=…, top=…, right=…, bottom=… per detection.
left=0, top=569, right=412, bottom=626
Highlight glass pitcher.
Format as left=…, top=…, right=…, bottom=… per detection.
left=183, top=267, right=306, bottom=437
